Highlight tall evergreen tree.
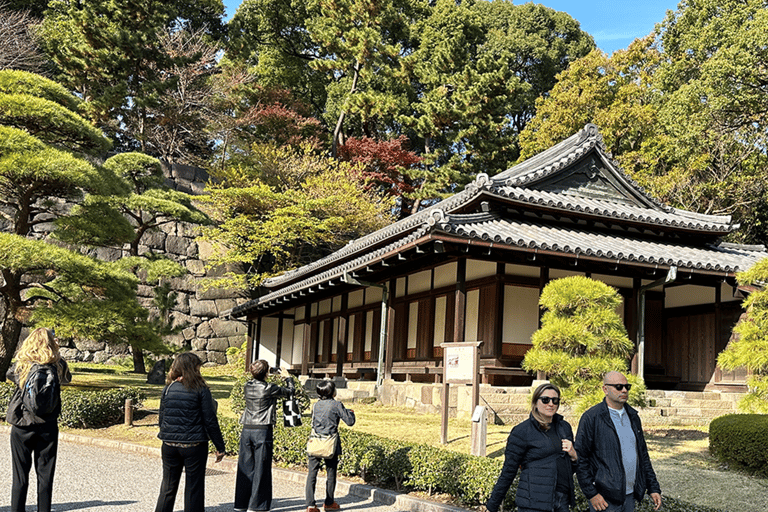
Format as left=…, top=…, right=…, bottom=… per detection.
left=0, top=70, right=141, bottom=378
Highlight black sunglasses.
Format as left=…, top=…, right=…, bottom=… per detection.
left=538, top=396, right=560, bottom=405
left=605, top=383, right=632, bottom=391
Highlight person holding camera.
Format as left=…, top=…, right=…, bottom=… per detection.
left=234, top=360, right=294, bottom=512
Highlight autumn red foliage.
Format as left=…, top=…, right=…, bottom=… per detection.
left=338, top=136, right=421, bottom=197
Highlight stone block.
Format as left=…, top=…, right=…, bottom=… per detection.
left=170, top=275, right=197, bottom=293
left=165, top=235, right=188, bottom=256
left=197, top=240, right=215, bottom=260
left=228, top=336, right=246, bottom=347
left=215, top=299, right=238, bottom=315
left=171, top=312, right=195, bottom=330
left=192, top=350, right=208, bottom=362
left=196, top=320, right=214, bottom=338
left=177, top=222, right=201, bottom=238
left=186, top=242, right=199, bottom=259
left=182, top=326, right=196, bottom=341
left=144, top=230, right=167, bottom=249
left=190, top=298, right=218, bottom=318
left=95, top=247, right=122, bottom=262
left=207, top=338, right=230, bottom=352
left=191, top=338, right=207, bottom=350
left=186, top=259, right=206, bottom=276
left=206, top=351, right=228, bottom=365
left=59, top=348, right=80, bottom=360
left=137, top=284, right=154, bottom=298
left=175, top=293, right=190, bottom=314
left=209, top=317, right=245, bottom=337
left=196, top=286, right=238, bottom=300
left=74, top=339, right=106, bottom=352
left=106, top=343, right=130, bottom=355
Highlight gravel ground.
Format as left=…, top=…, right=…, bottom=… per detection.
left=0, top=427, right=461, bottom=512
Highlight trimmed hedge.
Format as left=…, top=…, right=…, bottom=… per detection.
left=710, top=413, right=768, bottom=476
left=0, top=382, right=145, bottom=429
left=218, top=417, right=725, bottom=511
left=59, top=387, right=146, bottom=428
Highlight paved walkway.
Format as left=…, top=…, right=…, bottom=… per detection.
left=0, top=428, right=465, bottom=512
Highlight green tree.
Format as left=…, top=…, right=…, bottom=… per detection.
left=519, top=0, right=768, bottom=245
left=58, top=152, right=208, bottom=372
left=522, top=276, right=643, bottom=413
left=0, top=70, right=139, bottom=378
left=402, top=0, right=594, bottom=202
left=718, top=259, right=768, bottom=413
left=226, top=0, right=593, bottom=207
left=38, top=0, right=226, bottom=156
left=198, top=142, right=395, bottom=290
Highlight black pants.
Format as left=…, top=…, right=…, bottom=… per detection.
left=305, top=454, right=339, bottom=508
left=10, top=422, right=59, bottom=512
left=235, top=427, right=274, bottom=511
left=155, top=442, right=209, bottom=512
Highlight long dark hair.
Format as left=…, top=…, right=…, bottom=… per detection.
left=167, top=352, right=207, bottom=390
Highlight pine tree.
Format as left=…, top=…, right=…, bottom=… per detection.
left=522, top=276, right=643, bottom=412
left=718, top=259, right=768, bottom=413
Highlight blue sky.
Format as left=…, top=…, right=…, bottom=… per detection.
left=222, top=0, right=680, bottom=55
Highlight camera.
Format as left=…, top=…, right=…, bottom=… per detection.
left=269, top=367, right=281, bottom=374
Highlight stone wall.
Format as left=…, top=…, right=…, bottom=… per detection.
left=10, top=162, right=248, bottom=366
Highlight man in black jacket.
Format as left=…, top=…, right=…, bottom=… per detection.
left=575, top=371, right=662, bottom=512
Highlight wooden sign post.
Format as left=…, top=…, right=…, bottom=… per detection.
left=440, top=341, right=482, bottom=445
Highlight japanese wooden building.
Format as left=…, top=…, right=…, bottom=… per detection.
left=228, top=124, right=766, bottom=391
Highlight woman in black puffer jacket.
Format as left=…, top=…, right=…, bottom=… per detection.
left=155, top=352, right=226, bottom=512
left=486, top=383, right=577, bottom=512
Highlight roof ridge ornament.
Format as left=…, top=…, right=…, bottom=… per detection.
left=427, top=208, right=447, bottom=228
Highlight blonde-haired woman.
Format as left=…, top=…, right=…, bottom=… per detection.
left=5, top=327, right=71, bottom=512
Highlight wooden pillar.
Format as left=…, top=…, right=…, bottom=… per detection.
left=385, top=278, right=396, bottom=380
left=536, top=267, right=549, bottom=381
left=253, top=317, right=262, bottom=361
left=336, top=294, right=348, bottom=377
left=714, top=283, right=723, bottom=382
left=245, top=318, right=255, bottom=372
left=453, top=258, right=467, bottom=342
left=631, top=278, right=641, bottom=375
left=494, top=262, right=505, bottom=357
left=301, top=303, right=311, bottom=376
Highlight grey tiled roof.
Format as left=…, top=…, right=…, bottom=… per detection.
left=263, top=124, right=737, bottom=290
left=431, top=212, right=765, bottom=273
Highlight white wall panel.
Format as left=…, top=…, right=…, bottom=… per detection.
left=408, top=270, right=431, bottom=295
left=464, top=289, right=480, bottom=341
left=466, top=260, right=496, bottom=281
left=434, top=262, right=458, bottom=289
left=502, top=285, right=539, bottom=345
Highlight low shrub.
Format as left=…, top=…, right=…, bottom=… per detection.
left=1, top=382, right=145, bottom=429
left=59, top=387, right=146, bottom=428
left=709, top=413, right=768, bottom=476
left=213, top=418, right=725, bottom=511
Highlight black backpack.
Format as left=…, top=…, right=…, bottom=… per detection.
left=22, top=364, right=61, bottom=418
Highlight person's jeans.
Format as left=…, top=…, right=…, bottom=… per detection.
left=10, top=423, right=59, bottom=512
left=305, top=454, right=339, bottom=507
left=154, top=442, right=209, bottom=512
left=235, top=427, right=274, bottom=511
left=588, top=493, right=635, bottom=512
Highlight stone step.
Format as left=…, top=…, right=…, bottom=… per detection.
left=335, top=388, right=373, bottom=402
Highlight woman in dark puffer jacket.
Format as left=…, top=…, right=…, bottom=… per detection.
left=486, top=383, right=578, bottom=512
left=155, top=352, right=226, bottom=512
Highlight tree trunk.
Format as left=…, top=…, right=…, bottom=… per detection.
left=0, top=299, right=24, bottom=382
left=132, top=346, right=146, bottom=374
